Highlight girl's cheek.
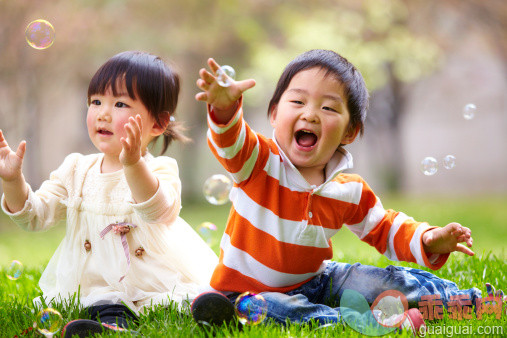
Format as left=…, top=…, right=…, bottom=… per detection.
left=113, top=117, right=129, bottom=138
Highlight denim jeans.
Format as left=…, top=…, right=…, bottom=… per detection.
left=228, top=261, right=481, bottom=325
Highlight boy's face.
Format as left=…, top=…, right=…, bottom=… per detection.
left=270, top=67, right=359, bottom=178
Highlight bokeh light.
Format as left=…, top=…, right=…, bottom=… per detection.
left=25, top=19, right=55, bottom=50
left=197, top=222, right=217, bottom=245
left=443, top=155, right=456, bottom=170
left=462, top=103, right=476, bottom=120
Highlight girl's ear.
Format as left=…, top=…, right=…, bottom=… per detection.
left=341, top=125, right=360, bottom=145
left=150, top=112, right=170, bottom=136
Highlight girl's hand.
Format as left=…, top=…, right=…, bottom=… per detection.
left=195, top=58, right=255, bottom=121
left=119, top=115, right=143, bottom=167
left=0, top=130, right=26, bottom=182
left=422, top=222, right=474, bottom=256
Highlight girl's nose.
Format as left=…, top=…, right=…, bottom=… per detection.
left=97, top=109, right=111, bottom=122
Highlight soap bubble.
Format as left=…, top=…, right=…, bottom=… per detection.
left=463, top=103, right=476, bottom=120
left=216, top=65, right=236, bottom=87
left=197, top=222, right=217, bottom=244
left=25, top=19, right=55, bottom=50
left=420, top=157, right=438, bottom=176
left=443, top=155, right=456, bottom=170
left=6, top=260, right=24, bottom=280
left=203, top=174, right=232, bottom=205
left=234, top=292, right=268, bottom=325
left=35, top=308, right=63, bottom=336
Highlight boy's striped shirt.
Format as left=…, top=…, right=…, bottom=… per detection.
left=207, top=102, right=448, bottom=294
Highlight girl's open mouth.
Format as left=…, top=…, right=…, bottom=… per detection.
left=98, top=129, right=113, bottom=135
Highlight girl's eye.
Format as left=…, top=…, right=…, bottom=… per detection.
left=323, top=106, right=337, bottom=112
left=115, top=102, right=129, bottom=108
left=91, top=99, right=101, bottom=106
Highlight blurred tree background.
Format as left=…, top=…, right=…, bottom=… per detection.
left=0, top=0, right=506, bottom=200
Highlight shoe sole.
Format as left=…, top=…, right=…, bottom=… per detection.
left=191, top=292, right=236, bottom=326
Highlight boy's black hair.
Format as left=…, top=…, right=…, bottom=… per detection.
left=268, top=49, right=369, bottom=136
left=88, top=51, right=188, bottom=154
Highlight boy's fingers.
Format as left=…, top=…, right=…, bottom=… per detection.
left=456, top=243, right=474, bottom=256
left=207, top=58, right=221, bottom=74
left=195, top=92, right=208, bottom=102
left=237, top=79, right=256, bottom=92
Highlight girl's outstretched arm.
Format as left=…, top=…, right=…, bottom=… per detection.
left=422, top=222, right=474, bottom=256
left=195, top=58, right=255, bottom=124
left=0, top=130, right=28, bottom=213
left=120, top=115, right=160, bottom=203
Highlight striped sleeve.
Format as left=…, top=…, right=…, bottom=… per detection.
left=207, top=99, right=267, bottom=184
left=341, top=174, right=448, bottom=270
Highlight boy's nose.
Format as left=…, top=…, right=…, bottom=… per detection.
left=300, top=110, right=319, bottom=123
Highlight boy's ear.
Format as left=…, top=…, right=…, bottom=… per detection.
left=269, top=105, right=278, bottom=127
left=150, top=111, right=170, bottom=136
left=341, top=125, right=360, bottom=145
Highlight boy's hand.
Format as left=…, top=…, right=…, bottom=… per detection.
left=422, top=222, right=474, bottom=256
left=195, top=58, right=255, bottom=123
left=0, top=129, right=26, bottom=182
left=120, top=115, right=143, bottom=167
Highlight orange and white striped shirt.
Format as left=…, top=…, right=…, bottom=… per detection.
left=207, top=101, right=448, bottom=294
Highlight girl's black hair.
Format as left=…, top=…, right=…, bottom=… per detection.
left=88, top=51, right=188, bottom=154
left=268, top=49, right=369, bottom=136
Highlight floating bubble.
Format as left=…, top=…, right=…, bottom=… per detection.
left=197, top=222, right=217, bottom=245
left=203, top=174, right=232, bottom=205
left=35, top=308, right=63, bottom=336
left=420, top=157, right=438, bottom=176
left=234, top=292, right=268, bottom=325
left=216, top=65, right=236, bottom=87
left=25, top=19, right=55, bottom=50
left=443, top=155, right=456, bottom=170
left=6, top=260, right=24, bottom=280
left=463, top=103, right=476, bottom=120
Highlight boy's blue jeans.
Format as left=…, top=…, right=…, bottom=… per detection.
left=228, top=262, right=481, bottom=325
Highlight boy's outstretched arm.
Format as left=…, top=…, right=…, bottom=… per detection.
left=0, top=129, right=28, bottom=213
left=422, top=222, right=474, bottom=256
left=195, top=58, right=255, bottom=124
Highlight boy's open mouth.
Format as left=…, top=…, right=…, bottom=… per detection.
left=295, top=130, right=317, bottom=148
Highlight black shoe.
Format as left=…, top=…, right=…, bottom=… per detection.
left=61, top=319, right=126, bottom=337
left=191, top=292, right=236, bottom=327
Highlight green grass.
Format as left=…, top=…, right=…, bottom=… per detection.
left=0, top=195, right=506, bottom=336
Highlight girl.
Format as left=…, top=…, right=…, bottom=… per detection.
left=0, top=51, right=218, bottom=335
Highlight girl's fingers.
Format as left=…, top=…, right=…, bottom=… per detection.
left=16, top=141, right=26, bottom=159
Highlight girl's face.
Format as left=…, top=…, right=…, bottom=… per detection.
left=269, top=67, right=359, bottom=180
left=87, top=81, right=158, bottom=160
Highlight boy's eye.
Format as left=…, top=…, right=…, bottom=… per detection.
left=291, top=100, right=304, bottom=105
left=115, top=102, right=129, bottom=108
left=91, top=99, right=101, bottom=106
